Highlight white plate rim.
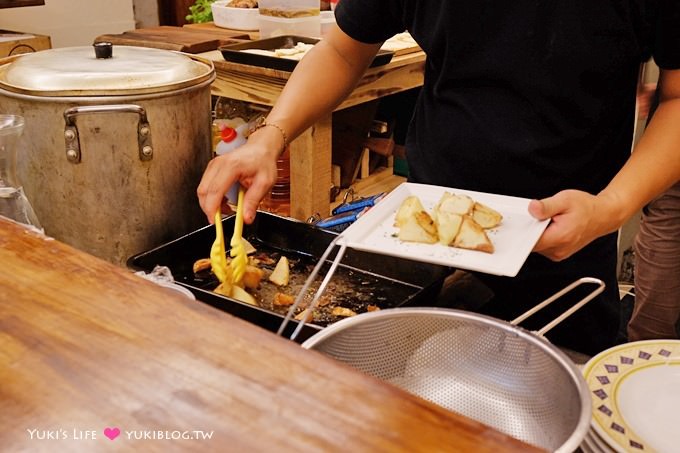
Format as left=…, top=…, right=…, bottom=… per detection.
left=587, top=428, right=615, bottom=453
left=582, top=429, right=608, bottom=453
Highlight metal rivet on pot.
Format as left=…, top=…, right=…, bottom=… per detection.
left=141, top=145, right=153, bottom=157
left=139, top=126, right=150, bottom=137
left=64, top=129, right=75, bottom=141
left=66, top=149, right=78, bottom=161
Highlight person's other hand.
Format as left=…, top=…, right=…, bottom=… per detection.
left=197, top=139, right=279, bottom=225
left=528, top=189, right=615, bottom=261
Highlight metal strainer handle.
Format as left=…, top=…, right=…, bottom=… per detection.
left=510, top=277, right=605, bottom=336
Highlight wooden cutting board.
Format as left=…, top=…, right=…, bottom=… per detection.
left=95, top=26, right=250, bottom=54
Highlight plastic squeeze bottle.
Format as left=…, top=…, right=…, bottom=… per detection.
left=215, top=125, right=247, bottom=204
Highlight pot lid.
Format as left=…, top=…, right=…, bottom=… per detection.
left=0, top=44, right=214, bottom=96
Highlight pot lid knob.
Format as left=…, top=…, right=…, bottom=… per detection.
left=93, top=41, right=113, bottom=59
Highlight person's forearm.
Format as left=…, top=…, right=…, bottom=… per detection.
left=263, top=31, right=381, bottom=144
left=598, top=95, right=680, bottom=228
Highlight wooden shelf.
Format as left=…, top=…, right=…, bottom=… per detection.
left=331, top=168, right=406, bottom=211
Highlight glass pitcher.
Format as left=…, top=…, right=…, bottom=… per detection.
left=0, top=114, right=42, bottom=230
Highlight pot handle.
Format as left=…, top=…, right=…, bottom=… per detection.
left=510, top=277, right=605, bottom=337
left=63, top=104, right=153, bottom=164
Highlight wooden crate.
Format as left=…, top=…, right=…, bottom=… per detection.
left=0, top=29, right=51, bottom=57
left=95, top=26, right=250, bottom=54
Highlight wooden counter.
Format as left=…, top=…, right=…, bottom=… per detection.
left=198, top=42, right=425, bottom=221
left=0, top=217, right=542, bottom=453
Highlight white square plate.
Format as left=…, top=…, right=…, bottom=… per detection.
left=338, top=182, right=549, bottom=277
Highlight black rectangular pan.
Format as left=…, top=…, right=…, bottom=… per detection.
left=127, top=212, right=450, bottom=342
left=219, top=35, right=394, bottom=71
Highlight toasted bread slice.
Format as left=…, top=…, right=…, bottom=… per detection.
left=398, top=211, right=438, bottom=244
left=472, top=202, right=503, bottom=229
left=395, top=195, right=426, bottom=227
left=415, top=210, right=438, bottom=237
left=435, top=192, right=475, bottom=216
left=453, top=216, right=494, bottom=253
left=435, top=211, right=463, bottom=245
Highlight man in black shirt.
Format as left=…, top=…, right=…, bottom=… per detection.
left=198, top=1, right=680, bottom=355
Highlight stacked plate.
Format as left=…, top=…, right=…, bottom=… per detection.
left=581, top=340, right=680, bottom=452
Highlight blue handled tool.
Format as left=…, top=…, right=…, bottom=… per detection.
left=315, top=207, right=368, bottom=229
left=332, top=192, right=386, bottom=215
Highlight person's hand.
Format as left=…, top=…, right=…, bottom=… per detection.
left=197, top=137, right=279, bottom=225
left=528, top=189, right=618, bottom=261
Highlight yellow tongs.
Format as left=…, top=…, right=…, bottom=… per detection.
left=210, top=188, right=247, bottom=287
left=229, top=188, right=247, bottom=284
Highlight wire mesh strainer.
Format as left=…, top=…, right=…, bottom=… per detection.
left=302, top=278, right=603, bottom=453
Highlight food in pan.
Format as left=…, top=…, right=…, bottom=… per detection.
left=268, top=256, right=290, bottom=286
left=192, top=257, right=212, bottom=274
left=331, top=307, right=357, bottom=317
left=193, top=243, right=385, bottom=326
left=242, top=264, right=264, bottom=289
left=209, top=256, right=267, bottom=306
left=233, top=285, right=257, bottom=305
left=214, top=280, right=232, bottom=297
left=240, top=42, right=315, bottom=61
left=394, top=192, right=502, bottom=253
left=294, top=308, right=314, bottom=322
left=273, top=292, right=295, bottom=306
left=242, top=238, right=257, bottom=255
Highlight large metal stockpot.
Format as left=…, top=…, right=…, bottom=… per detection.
left=0, top=45, right=215, bottom=265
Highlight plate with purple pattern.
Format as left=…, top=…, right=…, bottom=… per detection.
left=582, top=340, right=680, bottom=453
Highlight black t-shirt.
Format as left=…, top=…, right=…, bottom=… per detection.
left=336, top=1, right=680, bottom=199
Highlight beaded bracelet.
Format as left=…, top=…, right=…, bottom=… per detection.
left=249, top=117, right=288, bottom=154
